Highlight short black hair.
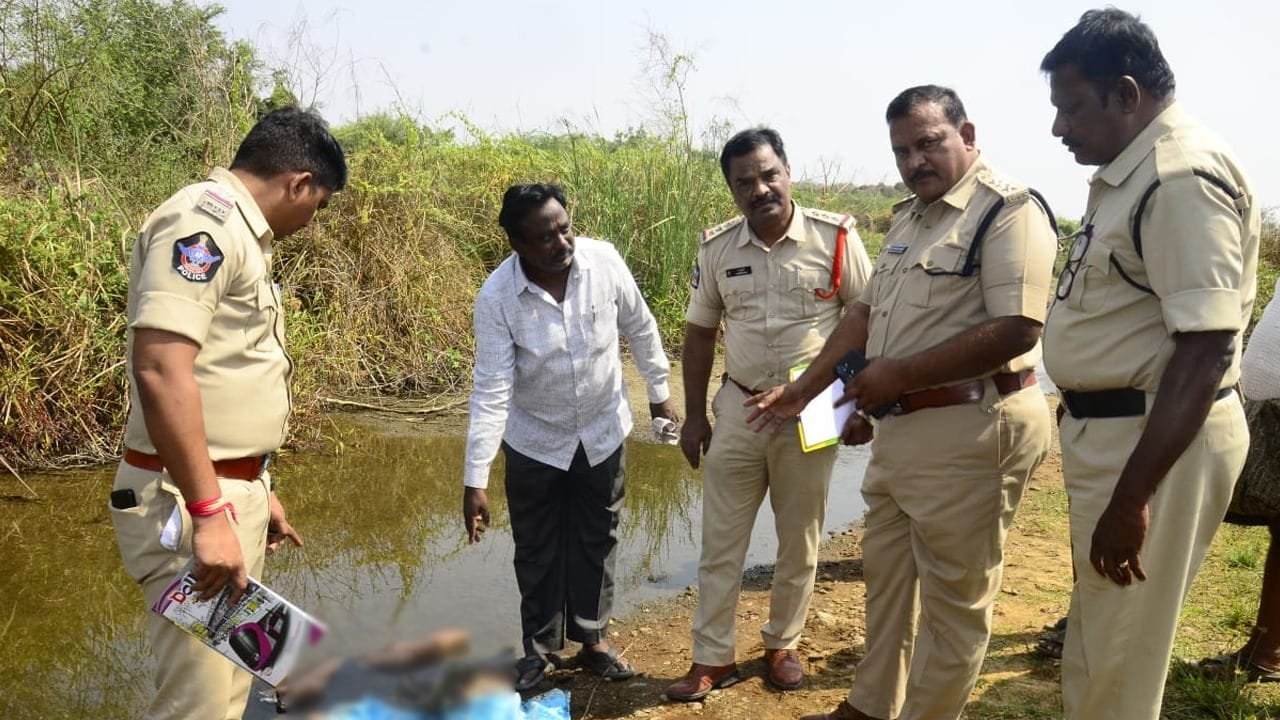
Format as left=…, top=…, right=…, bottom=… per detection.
left=885, top=85, right=968, bottom=127
left=231, top=107, right=348, bottom=191
left=1041, top=8, right=1176, bottom=102
left=498, top=183, right=568, bottom=239
left=719, top=127, right=787, bottom=183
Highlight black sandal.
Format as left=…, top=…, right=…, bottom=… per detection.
left=513, top=654, right=552, bottom=692
left=575, top=646, right=636, bottom=681
left=1034, top=616, right=1068, bottom=660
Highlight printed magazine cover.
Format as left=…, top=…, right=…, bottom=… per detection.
left=152, top=562, right=326, bottom=686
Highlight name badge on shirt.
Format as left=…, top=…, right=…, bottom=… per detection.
left=886, top=244, right=909, bottom=255
left=726, top=266, right=752, bottom=277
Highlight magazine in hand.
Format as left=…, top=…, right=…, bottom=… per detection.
left=152, top=561, right=326, bottom=686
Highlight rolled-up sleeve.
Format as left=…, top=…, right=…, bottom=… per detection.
left=462, top=290, right=515, bottom=488
left=1144, top=175, right=1247, bottom=334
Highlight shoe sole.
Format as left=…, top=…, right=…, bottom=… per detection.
left=765, top=674, right=804, bottom=691
left=666, top=671, right=742, bottom=702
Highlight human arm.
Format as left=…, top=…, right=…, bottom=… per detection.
left=611, top=248, right=677, bottom=422
left=844, top=316, right=1042, bottom=410
left=460, top=290, right=514, bottom=542
left=132, top=328, right=247, bottom=603
left=680, top=322, right=717, bottom=468
left=1089, top=330, right=1234, bottom=585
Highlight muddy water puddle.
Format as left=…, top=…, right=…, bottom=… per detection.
left=0, top=416, right=869, bottom=719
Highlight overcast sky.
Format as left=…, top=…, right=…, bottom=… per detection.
left=211, top=0, right=1276, bottom=221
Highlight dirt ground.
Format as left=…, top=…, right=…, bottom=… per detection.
left=531, top=446, right=1074, bottom=720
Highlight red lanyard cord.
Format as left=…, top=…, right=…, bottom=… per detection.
left=814, top=221, right=849, bottom=301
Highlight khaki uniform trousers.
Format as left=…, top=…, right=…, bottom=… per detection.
left=1060, top=395, right=1248, bottom=720
left=849, top=383, right=1050, bottom=720
left=111, top=461, right=271, bottom=720
left=691, top=380, right=838, bottom=666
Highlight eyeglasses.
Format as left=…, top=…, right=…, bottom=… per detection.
left=1054, top=223, right=1094, bottom=301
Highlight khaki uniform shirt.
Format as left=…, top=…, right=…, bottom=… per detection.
left=1044, top=103, right=1260, bottom=392
left=686, top=203, right=872, bottom=389
left=123, top=167, right=291, bottom=459
left=863, top=158, right=1056, bottom=382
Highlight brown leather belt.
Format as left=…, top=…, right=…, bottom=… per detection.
left=727, top=375, right=767, bottom=397
left=123, top=447, right=268, bottom=480
left=897, top=370, right=1037, bottom=416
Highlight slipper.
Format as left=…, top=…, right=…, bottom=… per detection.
left=575, top=646, right=636, bottom=681
left=513, top=654, right=552, bottom=692
left=1034, top=617, right=1068, bottom=660
left=1197, top=651, right=1280, bottom=683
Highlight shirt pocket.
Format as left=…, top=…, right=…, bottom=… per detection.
left=1062, top=242, right=1113, bottom=314
left=588, top=287, right=619, bottom=356
left=781, top=267, right=828, bottom=319
left=721, top=273, right=761, bottom=322
left=903, top=243, right=970, bottom=308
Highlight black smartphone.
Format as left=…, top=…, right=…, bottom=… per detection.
left=833, top=350, right=900, bottom=419
left=110, top=488, right=139, bottom=510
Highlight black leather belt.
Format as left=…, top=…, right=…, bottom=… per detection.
left=1060, top=386, right=1233, bottom=419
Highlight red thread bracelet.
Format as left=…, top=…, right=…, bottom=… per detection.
left=186, top=496, right=238, bottom=525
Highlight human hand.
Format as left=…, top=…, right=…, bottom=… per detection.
left=840, top=413, right=875, bottom=446
left=1089, top=498, right=1149, bottom=586
left=463, top=487, right=490, bottom=544
left=744, top=384, right=809, bottom=434
left=649, top=399, right=680, bottom=424
left=266, top=491, right=303, bottom=556
left=680, top=415, right=713, bottom=469
left=844, top=357, right=909, bottom=412
left=190, top=511, right=248, bottom=605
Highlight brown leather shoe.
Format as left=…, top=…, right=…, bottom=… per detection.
left=665, top=662, right=741, bottom=701
left=798, top=700, right=878, bottom=720
left=764, top=648, right=805, bottom=690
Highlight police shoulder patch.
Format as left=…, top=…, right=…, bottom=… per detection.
left=700, top=216, right=744, bottom=244
left=171, top=232, right=224, bottom=283
left=801, top=207, right=856, bottom=230
left=976, top=170, right=1029, bottom=205
left=195, top=187, right=236, bottom=222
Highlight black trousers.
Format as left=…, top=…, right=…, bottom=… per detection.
left=503, top=442, right=625, bottom=656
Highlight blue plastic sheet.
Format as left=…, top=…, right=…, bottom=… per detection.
left=326, top=689, right=571, bottom=720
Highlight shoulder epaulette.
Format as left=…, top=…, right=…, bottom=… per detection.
left=975, top=169, right=1030, bottom=205
left=193, top=184, right=237, bottom=223
left=801, top=207, right=856, bottom=230
left=700, top=216, right=744, bottom=244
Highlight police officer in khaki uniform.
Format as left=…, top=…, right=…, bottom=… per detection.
left=110, top=108, right=346, bottom=720
left=667, top=127, right=872, bottom=701
left=1040, top=11, right=1259, bottom=720
left=754, top=87, right=1056, bottom=720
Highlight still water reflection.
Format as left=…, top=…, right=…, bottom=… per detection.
left=0, top=418, right=868, bottom=719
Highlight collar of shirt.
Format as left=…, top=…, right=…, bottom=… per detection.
left=1092, top=102, right=1186, bottom=189
left=906, top=155, right=986, bottom=218
left=507, top=241, right=599, bottom=299
left=735, top=201, right=810, bottom=249
left=209, top=167, right=275, bottom=250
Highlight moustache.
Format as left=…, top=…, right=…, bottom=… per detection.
left=1062, top=138, right=1082, bottom=150
left=908, top=169, right=937, bottom=185
left=751, top=195, right=781, bottom=210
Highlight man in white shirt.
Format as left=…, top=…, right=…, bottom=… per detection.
left=460, top=183, right=678, bottom=691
